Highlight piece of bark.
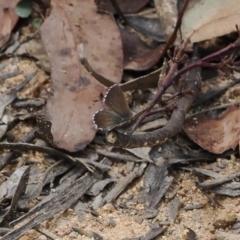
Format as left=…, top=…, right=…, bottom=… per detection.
left=101, top=163, right=147, bottom=206
left=199, top=171, right=240, bottom=189
left=167, top=195, right=181, bottom=222
left=0, top=166, right=30, bottom=224
left=211, top=182, right=240, bottom=197
left=0, top=68, right=19, bottom=81
left=88, top=178, right=116, bottom=196
left=144, top=159, right=173, bottom=218
left=1, top=172, right=99, bottom=240
left=96, top=149, right=150, bottom=163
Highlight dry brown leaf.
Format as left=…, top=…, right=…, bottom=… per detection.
left=95, top=0, right=150, bottom=13
left=182, top=106, right=240, bottom=154
left=0, top=0, right=19, bottom=48
left=120, top=68, right=160, bottom=91
left=154, top=0, right=178, bottom=40
left=40, top=0, right=123, bottom=152
left=121, top=27, right=164, bottom=71
left=181, top=0, right=240, bottom=43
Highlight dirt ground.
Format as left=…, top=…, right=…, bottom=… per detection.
left=18, top=160, right=240, bottom=240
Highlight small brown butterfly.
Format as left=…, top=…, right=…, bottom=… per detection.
left=92, top=84, right=144, bottom=133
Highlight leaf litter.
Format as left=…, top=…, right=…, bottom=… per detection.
left=0, top=1, right=240, bottom=240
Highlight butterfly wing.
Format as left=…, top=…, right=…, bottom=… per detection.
left=93, top=108, right=126, bottom=132
left=104, top=84, right=132, bottom=120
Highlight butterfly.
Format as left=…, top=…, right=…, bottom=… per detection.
left=92, top=84, right=145, bottom=132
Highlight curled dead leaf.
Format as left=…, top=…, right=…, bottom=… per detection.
left=183, top=106, right=240, bottom=154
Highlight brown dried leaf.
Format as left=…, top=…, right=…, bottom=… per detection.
left=182, top=106, right=240, bottom=154
left=120, top=68, right=160, bottom=91
left=40, top=0, right=123, bottom=152
left=0, top=0, right=19, bottom=48
left=95, top=0, right=150, bottom=14
left=154, top=0, right=178, bottom=40
left=125, top=16, right=165, bottom=42
left=181, top=0, right=240, bottom=43
left=121, top=27, right=164, bottom=71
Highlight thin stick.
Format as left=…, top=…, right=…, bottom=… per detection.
left=0, top=142, right=94, bottom=172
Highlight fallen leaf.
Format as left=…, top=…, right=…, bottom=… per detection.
left=121, top=27, right=164, bottom=71
left=120, top=68, right=160, bottom=91
left=181, top=0, right=240, bottom=43
left=95, top=0, right=150, bottom=13
left=154, top=0, right=178, bottom=40
left=0, top=0, right=19, bottom=49
left=40, top=0, right=123, bottom=152
left=125, top=16, right=165, bottom=42
left=79, top=47, right=162, bottom=91
left=182, top=106, right=240, bottom=154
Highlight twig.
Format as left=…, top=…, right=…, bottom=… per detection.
left=155, top=0, right=189, bottom=57
left=129, top=31, right=240, bottom=131
left=101, top=163, right=147, bottom=205
left=72, top=226, right=104, bottom=240
left=192, top=77, right=240, bottom=108
left=199, top=171, right=240, bottom=188
left=106, top=27, right=240, bottom=148
left=187, top=101, right=240, bottom=118
left=76, top=158, right=111, bottom=171
left=0, top=142, right=94, bottom=172
left=35, top=226, right=63, bottom=240
left=12, top=98, right=46, bottom=108
left=175, top=34, right=240, bottom=79
left=0, top=68, right=19, bottom=81
left=128, top=39, right=190, bottom=131
left=15, top=71, right=37, bottom=91
left=96, top=149, right=153, bottom=163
